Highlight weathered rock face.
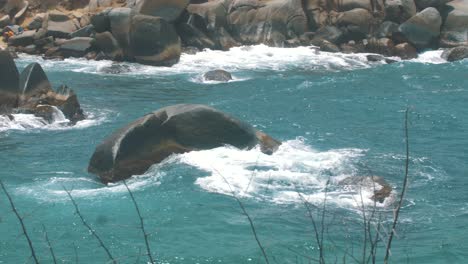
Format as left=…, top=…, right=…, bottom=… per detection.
left=440, top=0, right=468, bottom=47
left=43, top=10, right=80, bottom=38
left=88, top=104, right=281, bottom=183
left=0, top=50, right=20, bottom=109
left=228, top=0, right=308, bottom=46
left=129, top=14, right=181, bottom=66
left=399, top=7, right=442, bottom=49
left=134, top=0, right=190, bottom=22
left=203, top=69, right=232, bottom=82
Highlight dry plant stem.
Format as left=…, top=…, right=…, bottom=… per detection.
left=42, top=224, right=57, bottom=264
left=213, top=168, right=270, bottom=264
left=296, top=188, right=323, bottom=263
left=384, top=108, right=410, bottom=263
left=63, top=187, right=116, bottom=264
left=0, top=179, right=39, bottom=264
left=123, top=180, right=155, bottom=264
left=319, top=180, right=330, bottom=264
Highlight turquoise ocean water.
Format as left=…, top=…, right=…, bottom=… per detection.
left=1, top=46, right=467, bottom=263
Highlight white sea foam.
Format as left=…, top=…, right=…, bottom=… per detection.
left=410, top=49, right=447, bottom=64
left=0, top=107, right=111, bottom=133
left=173, top=138, right=394, bottom=208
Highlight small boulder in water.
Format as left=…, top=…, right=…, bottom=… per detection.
left=339, top=176, right=393, bottom=203
left=203, top=70, right=232, bottom=82
left=442, top=46, right=468, bottom=62
left=366, top=54, right=385, bottom=62
left=88, top=104, right=281, bottom=183
left=99, top=64, right=131, bottom=74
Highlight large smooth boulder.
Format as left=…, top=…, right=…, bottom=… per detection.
left=337, top=8, right=374, bottom=36
left=88, top=104, right=281, bottom=183
left=440, top=0, right=468, bottom=47
left=398, top=7, right=442, bottom=49
left=0, top=50, right=19, bottom=108
left=135, top=0, right=190, bottom=22
left=93, top=31, right=124, bottom=60
left=228, top=0, right=308, bottom=46
left=109, top=7, right=133, bottom=55
left=129, top=14, right=181, bottom=66
left=90, top=9, right=112, bottom=33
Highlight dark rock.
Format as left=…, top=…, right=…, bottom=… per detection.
left=90, top=9, right=111, bottom=33
left=0, top=15, right=11, bottom=28
left=129, top=14, right=181, bottom=66
left=135, top=0, right=189, bottom=22
left=442, top=46, right=468, bottom=62
left=88, top=104, right=281, bottom=183
left=394, top=42, right=418, bottom=59
left=58, top=37, right=93, bottom=58
left=109, top=7, right=133, bottom=55
left=34, top=36, right=54, bottom=47
left=203, top=69, right=232, bottom=82
left=376, top=21, right=400, bottom=39
left=337, top=8, right=374, bottom=36
left=93, top=31, right=124, bottom=60
left=414, top=0, right=450, bottom=9
left=176, top=22, right=217, bottom=50
left=320, top=40, right=341, bottom=52
left=27, top=13, right=46, bottom=30
left=340, top=41, right=366, bottom=53
left=54, top=85, right=85, bottom=123
left=18, top=63, right=52, bottom=97
left=365, top=38, right=396, bottom=56
left=19, top=44, right=38, bottom=54
left=398, top=7, right=442, bottom=49
left=366, top=54, right=385, bottom=62
left=99, top=64, right=131, bottom=74
left=0, top=50, right=20, bottom=108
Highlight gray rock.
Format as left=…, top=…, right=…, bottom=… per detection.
left=394, top=42, right=418, bottom=59
left=313, top=26, right=344, bottom=44
left=414, top=0, right=450, bottom=8
left=320, top=40, right=341, bottom=52
left=366, top=54, right=386, bottom=62
left=90, top=9, right=111, bottom=33
left=109, top=7, right=133, bottom=55
left=58, top=37, right=93, bottom=58
left=376, top=21, right=400, bottom=38
left=88, top=104, right=281, bottom=183
left=134, top=0, right=189, bottom=22
left=129, top=14, right=181, bottom=66
left=44, top=10, right=79, bottom=38
left=0, top=15, right=11, bottom=28
left=7, top=30, right=36, bottom=47
left=27, top=13, right=46, bottom=30
left=203, top=69, right=232, bottom=82
left=70, top=25, right=95, bottom=38
left=18, top=63, right=52, bottom=96
left=398, top=7, right=442, bottom=49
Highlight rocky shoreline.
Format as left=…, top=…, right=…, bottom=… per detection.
left=0, top=0, right=467, bottom=65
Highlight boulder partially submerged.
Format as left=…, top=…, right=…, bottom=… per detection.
left=88, top=104, right=281, bottom=183
left=203, top=69, right=232, bottom=82
left=339, top=176, right=393, bottom=203
left=0, top=50, right=85, bottom=124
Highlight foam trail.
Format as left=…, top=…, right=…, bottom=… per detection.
left=175, top=138, right=393, bottom=208
left=410, top=50, right=446, bottom=64
left=0, top=107, right=111, bottom=133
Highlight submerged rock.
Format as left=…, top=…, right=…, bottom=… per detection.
left=88, top=104, right=281, bottom=183
left=442, top=46, right=468, bottom=62
left=203, top=69, right=232, bottom=82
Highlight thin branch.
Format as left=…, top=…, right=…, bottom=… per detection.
left=63, top=187, right=116, bottom=263
left=42, top=225, right=57, bottom=264
left=123, top=180, right=155, bottom=264
left=213, top=168, right=270, bottom=264
left=319, top=179, right=330, bottom=264
left=0, top=179, right=39, bottom=264
left=384, top=108, right=411, bottom=263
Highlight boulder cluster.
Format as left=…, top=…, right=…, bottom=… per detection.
left=0, top=49, right=84, bottom=124
left=1, top=0, right=467, bottom=65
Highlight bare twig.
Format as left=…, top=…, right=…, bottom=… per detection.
left=42, top=225, right=57, bottom=264
left=63, top=187, right=116, bottom=263
left=319, top=179, right=330, bottom=263
left=384, top=108, right=411, bottom=263
left=213, top=168, right=270, bottom=264
left=123, top=180, right=155, bottom=264
left=0, top=179, right=39, bottom=264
